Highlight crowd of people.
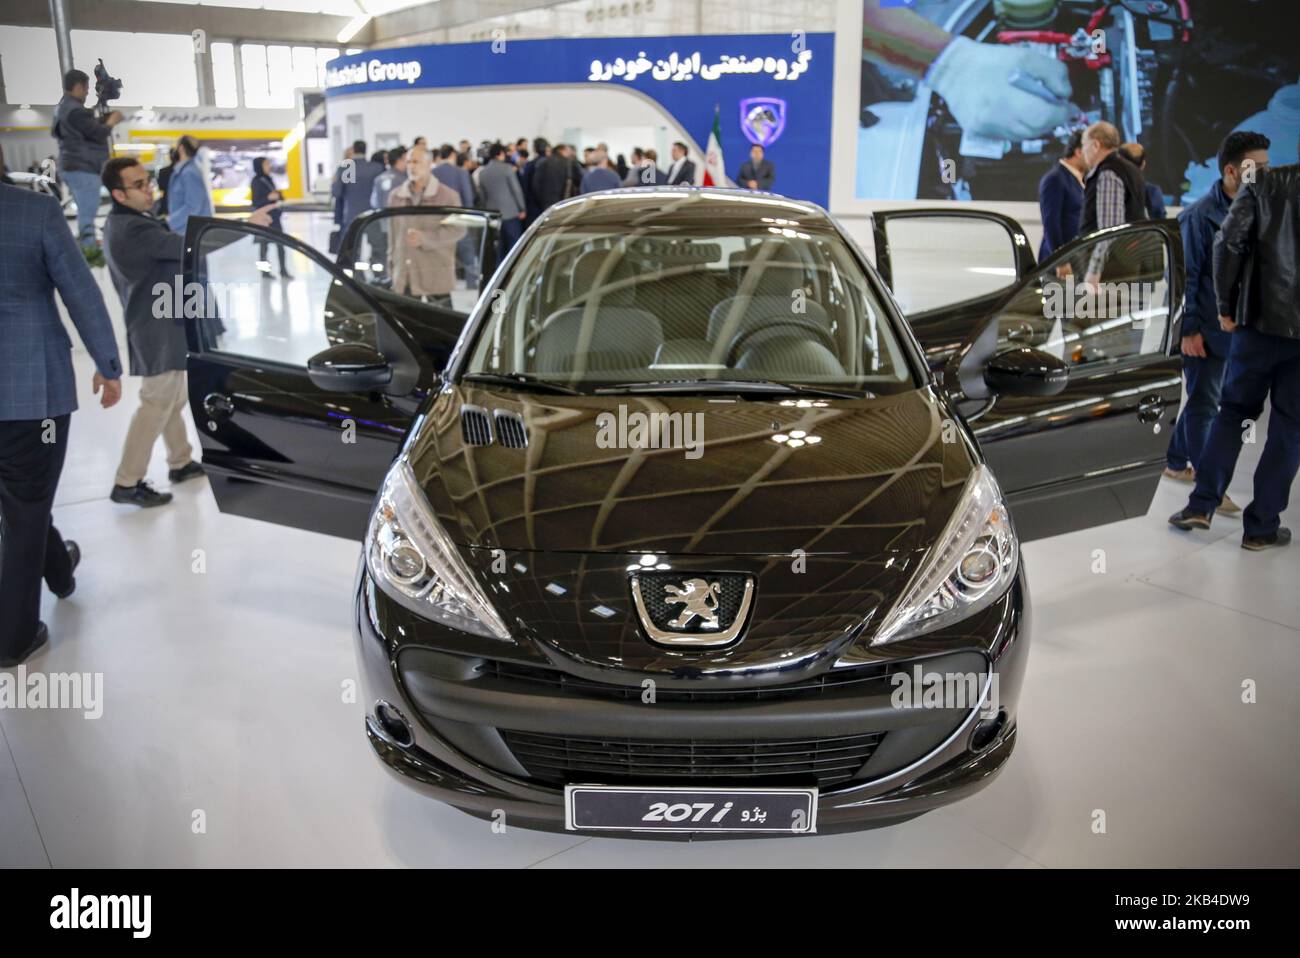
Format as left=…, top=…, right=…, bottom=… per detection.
left=330, top=135, right=777, bottom=264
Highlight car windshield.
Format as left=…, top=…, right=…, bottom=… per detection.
left=464, top=215, right=918, bottom=395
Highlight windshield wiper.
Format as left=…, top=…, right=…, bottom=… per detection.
left=460, top=372, right=582, bottom=395
left=593, top=379, right=863, bottom=399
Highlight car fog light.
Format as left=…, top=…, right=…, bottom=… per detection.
left=372, top=701, right=414, bottom=748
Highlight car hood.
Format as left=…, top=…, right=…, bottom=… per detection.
left=402, top=384, right=977, bottom=673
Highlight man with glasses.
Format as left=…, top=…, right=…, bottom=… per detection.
left=100, top=157, right=270, bottom=507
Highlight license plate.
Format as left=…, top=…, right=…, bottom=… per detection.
left=564, top=785, right=817, bottom=834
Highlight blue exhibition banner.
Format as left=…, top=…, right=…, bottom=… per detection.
left=323, top=33, right=834, bottom=206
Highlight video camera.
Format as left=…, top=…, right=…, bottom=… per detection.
left=92, top=59, right=123, bottom=120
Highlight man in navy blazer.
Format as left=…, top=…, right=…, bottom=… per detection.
left=0, top=184, right=123, bottom=666
left=1037, top=130, right=1086, bottom=261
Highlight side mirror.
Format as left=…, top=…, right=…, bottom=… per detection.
left=306, top=342, right=392, bottom=391
left=984, top=346, right=1069, bottom=397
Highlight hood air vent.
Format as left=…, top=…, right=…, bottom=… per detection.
left=460, top=405, right=493, bottom=446
left=493, top=410, right=529, bottom=449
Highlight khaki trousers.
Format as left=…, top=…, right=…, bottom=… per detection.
left=114, top=370, right=194, bottom=487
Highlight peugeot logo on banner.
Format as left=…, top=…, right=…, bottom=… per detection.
left=739, top=96, right=787, bottom=146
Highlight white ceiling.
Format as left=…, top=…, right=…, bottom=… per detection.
left=127, top=0, right=436, bottom=16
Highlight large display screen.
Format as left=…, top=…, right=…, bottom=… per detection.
left=856, top=0, right=1300, bottom=204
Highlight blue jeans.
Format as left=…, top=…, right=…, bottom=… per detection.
left=1166, top=351, right=1226, bottom=470
left=1188, top=327, right=1300, bottom=537
left=63, top=169, right=102, bottom=245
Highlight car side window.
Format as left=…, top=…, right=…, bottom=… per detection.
left=194, top=226, right=380, bottom=366
left=346, top=209, right=488, bottom=314
left=991, top=227, right=1171, bottom=367
left=879, top=215, right=1021, bottom=315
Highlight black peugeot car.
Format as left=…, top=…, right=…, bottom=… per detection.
left=183, top=188, right=1182, bottom=835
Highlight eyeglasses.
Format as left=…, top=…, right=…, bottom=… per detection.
left=122, top=175, right=155, bottom=192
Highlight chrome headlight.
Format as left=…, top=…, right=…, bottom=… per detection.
left=364, top=458, right=511, bottom=641
left=870, top=465, right=1018, bottom=646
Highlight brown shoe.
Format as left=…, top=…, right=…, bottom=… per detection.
left=1162, top=466, right=1195, bottom=483
left=1242, top=527, right=1291, bottom=551
left=1169, top=509, right=1212, bottom=531
left=1218, top=494, right=1243, bottom=515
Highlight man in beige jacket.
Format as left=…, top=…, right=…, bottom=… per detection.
left=384, top=147, right=465, bottom=306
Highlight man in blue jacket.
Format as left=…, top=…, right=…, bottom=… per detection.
left=1036, top=130, right=1086, bottom=260
left=167, top=135, right=213, bottom=236
left=0, top=184, right=123, bottom=666
left=1163, top=131, right=1271, bottom=505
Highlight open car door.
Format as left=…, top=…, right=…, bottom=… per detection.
left=883, top=215, right=1185, bottom=541
left=182, top=216, right=451, bottom=539
left=872, top=209, right=1037, bottom=371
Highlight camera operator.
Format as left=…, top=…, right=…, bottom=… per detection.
left=51, top=69, right=123, bottom=249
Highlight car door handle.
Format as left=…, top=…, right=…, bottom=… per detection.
left=204, top=392, right=235, bottom=419
left=1136, top=396, right=1164, bottom=423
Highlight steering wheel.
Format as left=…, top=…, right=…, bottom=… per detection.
left=727, top=319, right=839, bottom=366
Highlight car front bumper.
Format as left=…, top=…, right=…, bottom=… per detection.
left=352, top=565, right=1030, bottom=837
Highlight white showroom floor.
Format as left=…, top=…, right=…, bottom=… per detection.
left=2, top=219, right=1298, bottom=868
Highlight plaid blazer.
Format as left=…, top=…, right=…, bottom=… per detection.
left=0, top=184, right=121, bottom=421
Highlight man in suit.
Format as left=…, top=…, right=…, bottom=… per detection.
left=666, top=142, right=696, bottom=186
left=738, top=144, right=775, bottom=191
left=520, top=137, right=549, bottom=226
left=532, top=143, right=582, bottom=211
left=0, top=184, right=123, bottom=666
left=331, top=139, right=384, bottom=233
left=478, top=142, right=527, bottom=257
left=1036, top=129, right=1086, bottom=260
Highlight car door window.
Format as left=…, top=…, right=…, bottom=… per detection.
left=878, top=214, right=1023, bottom=314
left=989, top=227, right=1171, bottom=368
left=344, top=209, right=490, bottom=315
left=194, top=225, right=381, bottom=367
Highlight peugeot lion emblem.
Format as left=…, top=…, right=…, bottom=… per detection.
left=630, top=572, right=755, bottom=648
left=664, top=578, right=721, bottom=629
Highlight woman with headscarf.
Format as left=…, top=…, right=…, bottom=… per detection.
left=250, top=156, right=290, bottom=279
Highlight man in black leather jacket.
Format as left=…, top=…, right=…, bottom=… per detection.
left=1170, top=163, right=1300, bottom=550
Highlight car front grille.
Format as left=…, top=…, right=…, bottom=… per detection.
left=477, top=659, right=897, bottom=704
left=501, top=730, right=885, bottom=788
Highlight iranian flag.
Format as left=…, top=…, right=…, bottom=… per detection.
left=700, top=105, right=727, bottom=186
